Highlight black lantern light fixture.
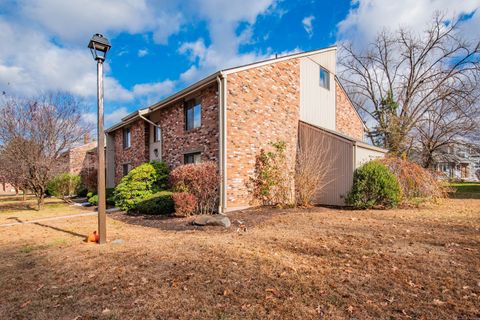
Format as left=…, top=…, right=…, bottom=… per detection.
left=88, top=33, right=111, bottom=61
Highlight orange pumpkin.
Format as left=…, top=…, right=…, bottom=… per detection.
left=87, top=231, right=98, bottom=243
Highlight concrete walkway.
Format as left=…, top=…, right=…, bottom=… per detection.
left=0, top=212, right=97, bottom=227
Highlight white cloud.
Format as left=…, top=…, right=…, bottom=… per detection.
left=337, top=0, right=480, bottom=45
left=105, top=107, right=130, bottom=126
left=137, top=49, right=149, bottom=57
left=82, top=112, right=97, bottom=124
left=176, top=0, right=277, bottom=83
left=21, top=0, right=151, bottom=43
left=179, top=39, right=207, bottom=62
left=302, top=15, right=315, bottom=37
left=84, top=107, right=131, bottom=129
left=133, top=80, right=176, bottom=99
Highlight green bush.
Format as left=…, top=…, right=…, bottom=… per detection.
left=114, top=162, right=169, bottom=211
left=134, top=191, right=174, bottom=215
left=47, top=173, right=81, bottom=198
left=346, top=161, right=401, bottom=209
left=76, top=185, right=89, bottom=197
left=88, top=194, right=98, bottom=205
left=150, top=160, right=170, bottom=190
left=87, top=188, right=116, bottom=206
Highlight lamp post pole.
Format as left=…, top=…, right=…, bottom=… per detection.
left=88, top=33, right=111, bottom=245
left=96, top=58, right=107, bottom=244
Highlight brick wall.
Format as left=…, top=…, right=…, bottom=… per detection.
left=335, top=81, right=364, bottom=140
left=112, top=119, right=149, bottom=184
left=68, top=141, right=97, bottom=175
left=226, top=59, right=301, bottom=208
left=153, top=83, right=219, bottom=168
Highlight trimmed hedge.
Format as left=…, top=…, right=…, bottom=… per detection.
left=346, top=161, right=401, bottom=209
left=134, top=191, right=174, bottom=215
left=172, top=192, right=197, bottom=216
left=114, top=162, right=169, bottom=211
left=169, top=162, right=219, bottom=214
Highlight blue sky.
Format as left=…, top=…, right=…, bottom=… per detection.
left=0, top=0, right=479, bottom=127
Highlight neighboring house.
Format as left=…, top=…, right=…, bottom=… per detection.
left=59, top=138, right=98, bottom=189
left=105, top=46, right=386, bottom=210
left=434, top=142, right=480, bottom=181
left=0, top=182, right=16, bottom=195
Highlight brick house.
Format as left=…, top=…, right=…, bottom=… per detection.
left=59, top=139, right=98, bottom=190
left=106, top=46, right=385, bottom=211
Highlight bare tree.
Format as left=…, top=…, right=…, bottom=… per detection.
left=0, top=93, right=91, bottom=209
left=413, top=89, right=480, bottom=168
left=339, top=13, right=480, bottom=155
left=295, top=131, right=336, bottom=207
left=0, top=141, right=30, bottom=199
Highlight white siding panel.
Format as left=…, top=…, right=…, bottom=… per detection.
left=355, top=145, right=386, bottom=168
left=299, top=51, right=336, bottom=130
left=106, top=133, right=115, bottom=188
left=148, top=112, right=162, bottom=161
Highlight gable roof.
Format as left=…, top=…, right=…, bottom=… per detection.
left=106, top=45, right=338, bottom=132
left=299, top=120, right=387, bottom=153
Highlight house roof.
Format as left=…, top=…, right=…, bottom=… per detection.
left=299, top=120, right=388, bottom=153
left=106, top=45, right=340, bottom=133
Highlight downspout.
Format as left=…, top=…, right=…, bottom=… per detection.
left=139, top=114, right=159, bottom=128
left=353, top=141, right=357, bottom=171
left=216, top=73, right=227, bottom=213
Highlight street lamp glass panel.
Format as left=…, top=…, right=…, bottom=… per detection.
left=88, top=34, right=111, bottom=61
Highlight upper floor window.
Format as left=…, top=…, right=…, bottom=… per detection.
left=184, top=152, right=201, bottom=164
left=123, top=127, right=131, bottom=149
left=122, top=163, right=131, bottom=176
left=319, top=66, right=330, bottom=90
left=153, top=123, right=161, bottom=142
left=185, top=98, right=201, bottom=131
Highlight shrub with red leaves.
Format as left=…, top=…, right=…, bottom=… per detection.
left=379, top=156, right=449, bottom=203
left=169, top=162, right=219, bottom=214
left=172, top=192, right=197, bottom=216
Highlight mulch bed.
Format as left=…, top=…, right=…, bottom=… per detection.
left=108, top=206, right=321, bottom=232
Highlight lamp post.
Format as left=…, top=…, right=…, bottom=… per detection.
left=88, top=34, right=111, bottom=244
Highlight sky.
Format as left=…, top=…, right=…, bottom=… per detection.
left=0, top=0, right=479, bottom=128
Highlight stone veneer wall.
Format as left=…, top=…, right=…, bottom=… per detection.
left=154, top=83, right=219, bottom=168
left=226, top=59, right=301, bottom=208
left=112, top=119, right=149, bottom=184
left=335, top=81, right=364, bottom=140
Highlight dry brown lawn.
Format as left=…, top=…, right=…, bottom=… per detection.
left=0, top=198, right=479, bottom=319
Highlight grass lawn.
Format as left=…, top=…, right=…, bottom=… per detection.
left=0, top=196, right=93, bottom=225
left=0, top=198, right=479, bottom=319
left=449, top=182, right=480, bottom=199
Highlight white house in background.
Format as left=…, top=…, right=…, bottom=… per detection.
left=434, top=142, right=480, bottom=181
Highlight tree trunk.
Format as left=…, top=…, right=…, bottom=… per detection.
left=37, top=194, right=45, bottom=210
left=22, top=189, right=26, bottom=201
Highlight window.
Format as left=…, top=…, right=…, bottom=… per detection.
left=153, top=123, right=161, bottom=142
left=185, top=98, right=201, bottom=131
left=122, top=164, right=131, bottom=176
left=184, top=152, right=201, bottom=164
left=123, top=127, right=131, bottom=149
left=319, top=66, right=330, bottom=90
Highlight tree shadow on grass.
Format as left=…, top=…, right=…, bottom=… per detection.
left=0, top=202, right=37, bottom=212
left=6, top=217, right=86, bottom=239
